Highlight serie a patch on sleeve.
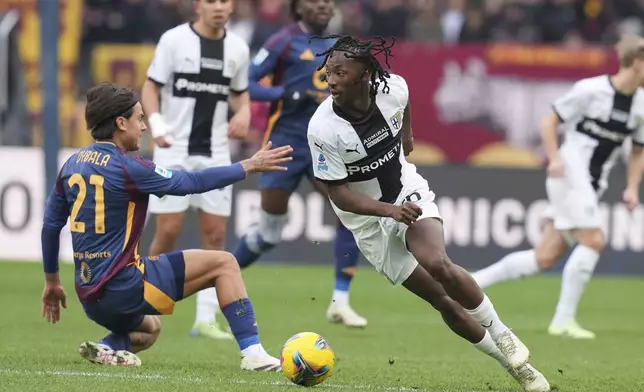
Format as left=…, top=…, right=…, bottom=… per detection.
left=154, top=165, right=173, bottom=178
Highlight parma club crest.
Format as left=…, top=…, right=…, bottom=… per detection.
left=390, top=111, right=403, bottom=130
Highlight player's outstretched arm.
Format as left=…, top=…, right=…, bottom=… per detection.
left=41, top=173, right=69, bottom=324
left=248, top=34, right=291, bottom=102
left=125, top=142, right=293, bottom=197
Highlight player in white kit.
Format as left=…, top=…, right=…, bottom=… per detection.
left=307, top=35, right=550, bottom=392
left=141, top=0, right=250, bottom=340
left=472, top=35, right=644, bottom=339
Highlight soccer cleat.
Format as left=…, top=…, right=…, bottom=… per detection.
left=79, top=341, right=141, bottom=367
left=326, top=304, right=368, bottom=328
left=494, top=330, right=530, bottom=369
left=190, top=321, right=234, bottom=340
left=240, top=353, right=281, bottom=372
left=548, top=320, right=596, bottom=339
left=507, top=363, right=551, bottom=392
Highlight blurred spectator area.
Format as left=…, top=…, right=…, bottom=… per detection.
left=1, top=0, right=642, bottom=165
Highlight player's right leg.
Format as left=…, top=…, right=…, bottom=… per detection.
left=181, top=249, right=281, bottom=371
left=232, top=143, right=308, bottom=268
left=401, top=267, right=550, bottom=392
left=472, top=219, right=570, bottom=289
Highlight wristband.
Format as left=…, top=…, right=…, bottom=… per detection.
left=148, top=112, right=168, bottom=138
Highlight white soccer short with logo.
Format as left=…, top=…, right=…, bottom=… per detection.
left=351, top=182, right=442, bottom=286
left=148, top=147, right=233, bottom=217
left=543, top=175, right=602, bottom=232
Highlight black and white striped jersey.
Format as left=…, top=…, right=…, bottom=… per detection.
left=553, top=75, right=644, bottom=194
left=308, top=74, right=426, bottom=231
left=147, top=23, right=249, bottom=158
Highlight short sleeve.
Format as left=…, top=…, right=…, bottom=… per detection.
left=387, top=74, right=409, bottom=108
left=147, top=32, right=174, bottom=85
left=231, top=43, right=250, bottom=93
left=308, top=122, right=348, bottom=185
left=552, top=80, right=591, bottom=123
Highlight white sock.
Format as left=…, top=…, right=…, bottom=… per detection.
left=551, top=245, right=599, bottom=327
left=241, top=344, right=267, bottom=357
left=195, top=287, right=219, bottom=324
left=332, top=290, right=349, bottom=307
left=465, top=294, right=509, bottom=339
left=472, top=250, right=539, bottom=289
left=473, top=330, right=510, bottom=369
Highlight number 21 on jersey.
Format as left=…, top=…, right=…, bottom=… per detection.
left=68, top=174, right=105, bottom=234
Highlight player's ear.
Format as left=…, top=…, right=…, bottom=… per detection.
left=362, top=68, right=371, bottom=82
left=115, top=116, right=128, bottom=132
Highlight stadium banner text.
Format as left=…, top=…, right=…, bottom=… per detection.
left=2, top=147, right=640, bottom=275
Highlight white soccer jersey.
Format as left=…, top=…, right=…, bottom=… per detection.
left=553, top=75, right=644, bottom=195
left=308, top=74, right=427, bottom=231
left=147, top=23, right=250, bottom=158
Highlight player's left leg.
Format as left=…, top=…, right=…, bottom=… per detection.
left=311, top=178, right=366, bottom=327
left=405, top=216, right=531, bottom=369
left=179, top=249, right=281, bottom=371
left=188, top=193, right=235, bottom=340
left=472, top=219, right=570, bottom=289
left=548, top=227, right=604, bottom=339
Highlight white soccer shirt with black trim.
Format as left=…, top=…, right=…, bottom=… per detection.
left=552, top=75, right=644, bottom=194
left=147, top=23, right=250, bottom=158
left=307, top=74, right=425, bottom=231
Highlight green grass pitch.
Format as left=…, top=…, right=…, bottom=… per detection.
left=1, top=261, right=643, bottom=391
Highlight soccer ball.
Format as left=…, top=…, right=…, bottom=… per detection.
left=280, top=332, right=335, bottom=387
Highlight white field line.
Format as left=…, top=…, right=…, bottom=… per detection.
left=0, top=368, right=500, bottom=392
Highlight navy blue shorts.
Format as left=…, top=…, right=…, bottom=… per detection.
left=260, top=134, right=312, bottom=192
left=83, top=251, right=186, bottom=334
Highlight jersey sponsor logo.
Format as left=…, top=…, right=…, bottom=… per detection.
left=364, top=126, right=391, bottom=148
left=201, top=57, right=224, bottom=71
left=390, top=111, right=403, bottom=130
left=346, top=143, right=400, bottom=175
left=581, top=119, right=628, bottom=143
left=252, top=48, right=269, bottom=65
left=316, top=153, right=329, bottom=171
left=299, top=49, right=315, bottom=61
left=154, top=165, right=173, bottom=178
left=174, top=77, right=230, bottom=95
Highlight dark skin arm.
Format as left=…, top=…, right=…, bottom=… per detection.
left=402, top=103, right=413, bottom=156
left=326, top=183, right=422, bottom=226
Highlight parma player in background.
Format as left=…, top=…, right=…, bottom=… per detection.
left=141, top=0, right=251, bottom=340
left=40, top=83, right=291, bottom=371
left=472, top=35, right=644, bottom=339
left=306, top=35, right=551, bottom=392
left=232, top=0, right=367, bottom=328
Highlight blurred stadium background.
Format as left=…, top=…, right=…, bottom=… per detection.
left=1, top=2, right=644, bottom=391
left=1, top=0, right=642, bottom=271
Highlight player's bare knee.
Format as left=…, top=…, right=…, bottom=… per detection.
left=156, top=219, right=183, bottom=242
left=421, top=252, right=453, bottom=282
left=206, top=250, right=240, bottom=278
left=577, top=229, right=605, bottom=252
left=201, top=225, right=226, bottom=250
left=534, top=245, right=559, bottom=271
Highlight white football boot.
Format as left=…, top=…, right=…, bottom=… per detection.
left=494, top=330, right=530, bottom=369
left=507, top=363, right=551, bottom=392
left=240, top=353, right=281, bottom=372
left=79, top=341, right=141, bottom=367
left=548, top=320, right=595, bottom=339
left=326, top=304, right=367, bottom=328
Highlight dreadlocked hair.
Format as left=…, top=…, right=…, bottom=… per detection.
left=289, top=0, right=302, bottom=21
left=311, top=35, right=395, bottom=98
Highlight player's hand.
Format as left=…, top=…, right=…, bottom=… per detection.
left=623, top=187, right=639, bottom=211
left=41, top=283, right=67, bottom=324
left=149, top=113, right=172, bottom=148
left=547, top=156, right=565, bottom=177
left=403, top=136, right=414, bottom=156
left=154, top=136, right=173, bottom=148
left=228, top=111, right=251, bottom=139
left=388, top=202, right=423, bottom=226
left=242, top=141, right=293, bottom=173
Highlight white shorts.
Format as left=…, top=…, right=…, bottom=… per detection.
left=352, top=185, right=442, bottom=286
left=148, top=148, right=232, bottom=217
left=544, top=176, right=601, bottom=232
